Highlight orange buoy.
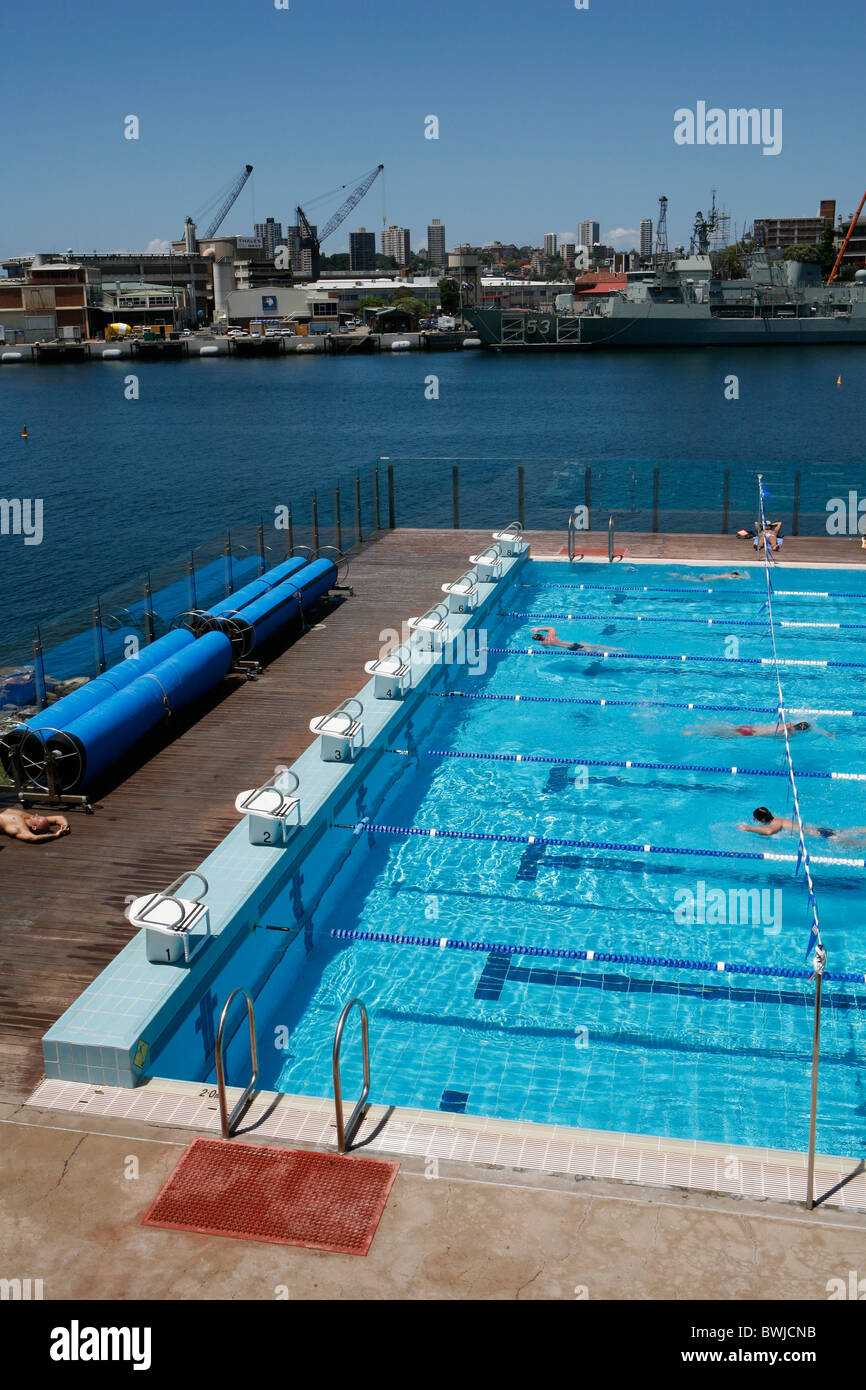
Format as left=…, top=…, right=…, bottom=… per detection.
left=836, top=376, right=842, bottom=387
left=21, top=425, right=28, bottom=438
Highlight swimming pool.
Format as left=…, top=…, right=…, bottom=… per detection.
left=149, top=556, right=866, bottom=1159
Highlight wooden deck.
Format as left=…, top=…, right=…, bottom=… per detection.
left=1, top=528, right=863, bottom=1102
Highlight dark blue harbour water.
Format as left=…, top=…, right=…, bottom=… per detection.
left=1, top=347, right=865, bottom=656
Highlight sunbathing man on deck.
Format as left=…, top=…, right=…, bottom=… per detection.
left=0, top=807, right=70, bottom=843
left=740, top=807, right=866, bottom=843
left=532, top=627, right=625, bottom=655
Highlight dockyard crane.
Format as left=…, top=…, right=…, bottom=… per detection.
left=184, top=164, right=254, bottom=245
left=827, top=190, right=866, bottom=284
left=295, top=164, right=385, bottom=281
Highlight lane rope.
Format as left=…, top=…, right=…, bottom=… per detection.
left=408, top=746, right=866, bottom=783
left=335, top=821, right=866, bottom=869
left=521, top=581, right=866, bottom=601
left=506, top=609, right=866, bottom=633
left=483, top=647, right=866, bottom=669
left=435, top=690, right=864, bottom=718
left=330, top=928, right=866, bottom=986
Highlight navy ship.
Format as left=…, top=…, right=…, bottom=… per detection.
left=465, top=253, right=866, bottom=350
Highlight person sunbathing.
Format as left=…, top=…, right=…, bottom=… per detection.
left=753, top=519, right=783, bottom=553
left=740, top=807, right=866, bottom=843
left=0, top=807, right=70, bottom=842
left=532, top=626, right=625, bottom=654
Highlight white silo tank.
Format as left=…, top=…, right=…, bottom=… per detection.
left=213, top=258, right=235, bottom=318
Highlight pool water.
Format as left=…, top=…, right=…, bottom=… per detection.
left=164, top=559, right=866, bottom=1158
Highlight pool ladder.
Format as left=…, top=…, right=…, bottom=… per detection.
left=214, top=989, right=372, bottom=1153
left=332, top=998, right=371, bottom=1153
left=567, top=510, right=615, bottom=562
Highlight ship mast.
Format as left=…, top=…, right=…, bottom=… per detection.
left=654, top=195, right=669, bottom=262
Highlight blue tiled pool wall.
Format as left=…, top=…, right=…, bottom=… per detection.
left=146, top=674, right=450, bottom=1084
left=43, top=545, right=528, bottom=1087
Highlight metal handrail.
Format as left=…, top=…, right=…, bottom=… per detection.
left=332, top=998, right=370, bottom=1153
left=608, top=515, right=615, bottom=563
left=215, top=986, right=258, bottom=1139
left=568, top=511, right=577, bottom=561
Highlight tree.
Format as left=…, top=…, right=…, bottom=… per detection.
left=375, top=253, right=398, bottom=271
left=782, top=243, right=822, bottom=265
left=320, top=252, right=350, bottom=271
left=391, top=295, right=428, bottom=322
left=358, top=296, right=384, bottom=314
left=438, top=277, right=459, bottom=313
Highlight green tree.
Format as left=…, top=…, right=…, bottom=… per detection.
left=358, top=296, right=384, bottom=314
left=375, top=254, right=398, bottom=271
left=320, top=252, right=350, bottom=271
left=782, top=243, right=822, bottom=265
left=391, top=295, right=428, bottom=322
left=438, top=277, right=460, bottom=312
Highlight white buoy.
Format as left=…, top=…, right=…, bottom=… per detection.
left=296, top=342, right=318, bottom=352
left=198, top=345, right=219, bottom=356
left=1, top=351, right=23, bottom=362
left=391, top=339, right=412, bottom=351
left=462, top=337, right=482, bottom=348
left=101, top=348, right=123, bottom=359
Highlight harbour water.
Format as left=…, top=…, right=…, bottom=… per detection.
left=1, top=346, right=865, bottom=656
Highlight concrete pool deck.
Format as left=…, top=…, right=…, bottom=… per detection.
left=2, top=527, right=865, bottom=1299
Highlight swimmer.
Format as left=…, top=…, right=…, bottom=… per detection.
left=669, top=571, right=747, bottom=582
left=687, top=719, right=832, bottom=739
left=739, top=807, right=866, bottom=843
left=532, top=627, right=625, bottom=655
left=0, top=807, right=70, bottom=843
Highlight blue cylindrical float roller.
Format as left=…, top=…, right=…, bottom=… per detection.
left=207, top=556, right=308, bottom=619
left=226, top=557, right=336, bottom=656
left=0, top=628, right=196, bottom=778
left=32, top=630, right=232, bottom=791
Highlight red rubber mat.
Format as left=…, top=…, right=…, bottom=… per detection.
left=142, top=1138, right=399, bottom=1255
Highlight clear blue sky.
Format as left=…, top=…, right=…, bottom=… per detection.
left=4, top=0, right=864, bottom=257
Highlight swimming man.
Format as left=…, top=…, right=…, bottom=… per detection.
left=740, top=807, right=866, bottom=843
left=532, top=627, right=625, bottom=655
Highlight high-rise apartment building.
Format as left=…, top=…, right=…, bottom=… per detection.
left=349, top=228, right=377, bottom=272
left=286, top=223, right=317, bottom=278
left=640, top=218, right=653, bottom=257
left=560, top=241, right=576, bottom=264
left=381, top=225, right=411, bottom=266
left=427, top=218, right=446, bottom=265
left=543, top=232, right=558, bottom=257
left=254, top=218, right=283, bottom=258
left=578, top=220, right=600, bottom=250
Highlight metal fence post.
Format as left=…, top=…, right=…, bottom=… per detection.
left=387, top=464, right=396, bottom=529
left=93, top=599, right=107, bottom=674
left=722, top=469, right=730, bottom=535
left=311, top=492, right=320, bottom=554
left=372, top=465, right=381, bottom=531
left=652, top=468, right=660, bottom=534
left=334, top=484, right=343, bottom=552
left=452, top=465, right=460, bottom=529
left=257, top=520, right=266, bottom=574
left=286, top=504, right=294, bottom=556
left=584, top=465, right=591, bottom=514
left=518, top=465, right=525, bottom=529
left=223, top=534, right=233, bottom=598
left=143, top=572, right=155, bottom=645
left=32, top=625, right=47, bottom=710
left=354, top=474, right=363, bottom=545
left=793, top=470, right=801, bottom=537
left=186, top=552, right=196, bottom=609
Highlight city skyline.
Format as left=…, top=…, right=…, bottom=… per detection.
left=3, top=0, right=865, bottom=261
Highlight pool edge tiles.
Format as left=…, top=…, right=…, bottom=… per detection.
left=24, top=1077, right=866, bottom=1213
left=41, top=543, right=530, bottom=1088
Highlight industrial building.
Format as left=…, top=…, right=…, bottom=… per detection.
left=0, top=259, right=95, bottom=341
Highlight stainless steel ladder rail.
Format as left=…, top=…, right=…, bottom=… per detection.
left=215, top=986, right=258, bottom=1138
left=608, top=514, right=615, bottom=563
left=332, top=998, right=371, bottom=1153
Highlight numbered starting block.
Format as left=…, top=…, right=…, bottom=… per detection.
left=441, top=571, right=479, bottom=615
left=491, top=522, right=527, bottom=558
left=309, top=699, right=365, bottom=762
left=468, top=545, right=503, bottom=583
left=408, top=603, right=450, bottom=655
left=365, top=647, right=412, bottom=700
left=234, top=767, right=301, bottom=845
left=128, top=871, right=211, bottom=965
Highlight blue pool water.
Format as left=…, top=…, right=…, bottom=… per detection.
left=154, top=558, right=866, bottom=1157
